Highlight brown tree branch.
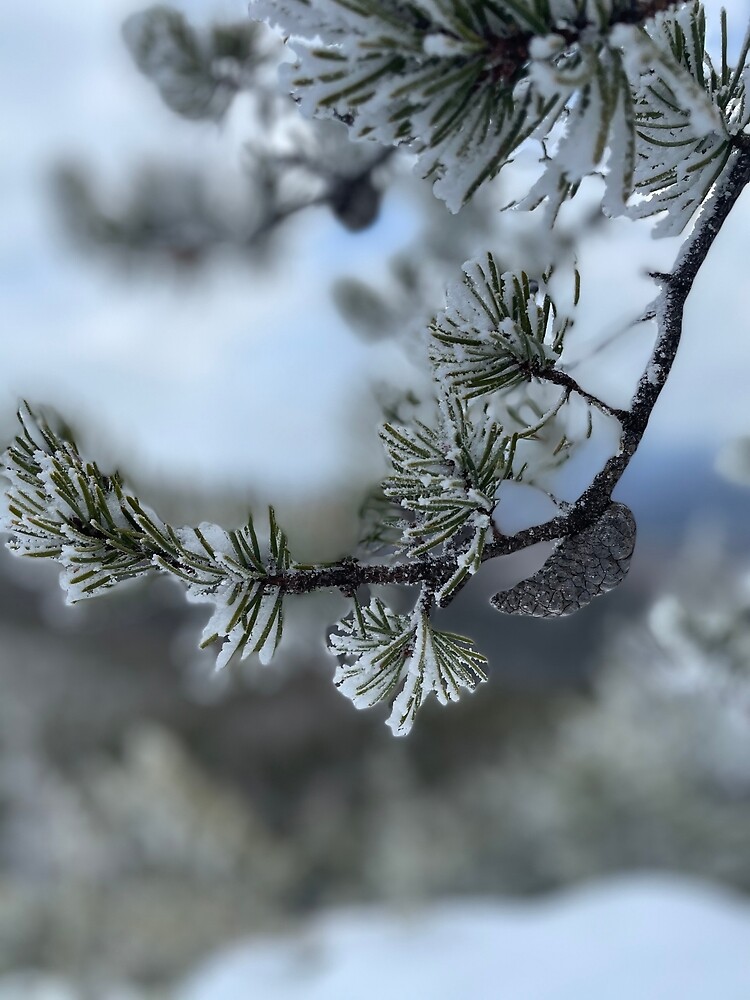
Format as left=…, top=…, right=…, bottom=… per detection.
left=523, top=363, right=630, bottom=423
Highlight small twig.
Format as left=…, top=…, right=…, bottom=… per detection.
left=525, top=364, right=629, bottom=423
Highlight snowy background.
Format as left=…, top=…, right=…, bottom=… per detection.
left=2, top=0, right=750, bottom=996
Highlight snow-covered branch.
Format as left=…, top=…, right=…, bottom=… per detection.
left=3, top=0, right=750, bottom=734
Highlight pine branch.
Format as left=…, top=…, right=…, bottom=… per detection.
left=4, top=147, right=749, bottom=607
left=4, top=2, right=750, bottom=733
left=254, top=0, right=698, bottom=212
left=331, top=593, right=487, bottom=735
left=236, top=145, right=750, bottom=593
left=4, top=149, right=750, bottom=594
left=518, top=361, right=630, bottom=422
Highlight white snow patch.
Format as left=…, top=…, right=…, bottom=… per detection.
left=422, top=33, right=466, bottom=57
left=177, top=876, right=750, bottom=1000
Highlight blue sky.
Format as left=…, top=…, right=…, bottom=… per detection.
left=0, top=0, right=421, bottom=500
left=2, top=0, right=750, bottom=505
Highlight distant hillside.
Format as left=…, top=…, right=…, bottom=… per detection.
left=618, top=441, right=749, bottom=545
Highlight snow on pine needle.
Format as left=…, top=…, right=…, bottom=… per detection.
left=0, top=402, right=155, bottom=602
left=330, top=595, right=487, bottom=735
left=381, top=395, right=515, bottom=602
left=188, top=509, right=293, bottom=669
left=615, top=3, right=750, bottom=235
left=251, top=0, right=647, bottom=212
left=0, top=404, right=293, bottom=668
left=252, top=0, right=749, bottom=226
left=430, top=253, right=572, bottom=399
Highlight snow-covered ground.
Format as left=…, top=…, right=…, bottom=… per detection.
left=178, top=877, right=750, bottom=1000
left=6, top=876, right=747, bottom=999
